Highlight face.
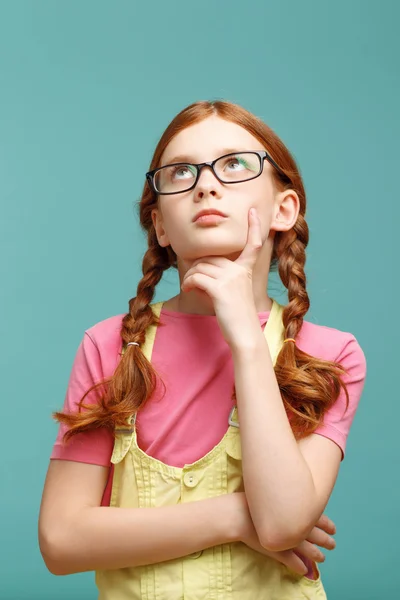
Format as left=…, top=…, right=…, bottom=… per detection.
left=151, top=116, right=298, bottom=265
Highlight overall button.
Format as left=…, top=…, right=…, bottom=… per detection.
left=188, top=550, right=203, bottom=559
left=183, top=472, right=198, bottom=488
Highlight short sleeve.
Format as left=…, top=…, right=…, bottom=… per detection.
left=50, top=332, right=114, bottom=467
left=313, top=335, right=367, bottom=460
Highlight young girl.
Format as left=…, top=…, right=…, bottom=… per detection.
left=39, top=100, right=367, bottom=600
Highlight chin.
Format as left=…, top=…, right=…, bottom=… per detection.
left=178, top=244, right=244, bottom=262
left=172, top=231, right=246, bottom=260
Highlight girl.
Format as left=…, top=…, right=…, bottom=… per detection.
left=39, top=100, right=367, bottom=600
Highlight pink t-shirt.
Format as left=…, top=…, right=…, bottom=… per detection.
left=51, top=306, right=367, bottom=507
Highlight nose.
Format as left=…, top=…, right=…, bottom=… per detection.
left=194, top=165, right=222, bottom=199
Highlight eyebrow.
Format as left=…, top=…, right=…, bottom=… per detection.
left=161, top=148, right=246, bottom=167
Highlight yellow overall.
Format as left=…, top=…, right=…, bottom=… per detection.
left=95, top=299, right=327, bottom=599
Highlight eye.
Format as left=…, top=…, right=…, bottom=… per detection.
left=225, top=157, right=248, bottom=171
left=221, top=154, right=256, bottom=173
left=170, top=164, right=197, bottom=180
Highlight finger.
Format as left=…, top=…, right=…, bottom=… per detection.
left=294, top=540, right=326, bottom=564
left=182, top=262, right=221, bottom=288
left=316, top=514, right=336, bottom=535
left=274, top=549, right=308, bottom=576
left=181, top=272, right=217, bottom=295
left=236, top=208, right=262, bottom=268
left=305, top=526, right=336, bottom=550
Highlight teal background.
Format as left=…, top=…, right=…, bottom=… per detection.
left=0, top=1, right=397, bottom=598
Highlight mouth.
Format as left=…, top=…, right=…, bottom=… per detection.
left=193, top=209, right=228, bottom=223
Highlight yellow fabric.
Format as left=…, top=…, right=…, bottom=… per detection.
left=95, top=299, right=327, bottom=599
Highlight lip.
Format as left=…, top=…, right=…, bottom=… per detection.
left=193, top=209, right=228, bottom=222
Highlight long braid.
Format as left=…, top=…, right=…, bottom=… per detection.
left=278, top=214, right=310, bottom=340
left=54, top=228, right=173, bottom=441
left=108, top=231, right=172, bottom=423
left=274, top=216, right=350, bottom=438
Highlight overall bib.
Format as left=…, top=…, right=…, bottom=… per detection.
left=95, top=299, right=327, bottom=599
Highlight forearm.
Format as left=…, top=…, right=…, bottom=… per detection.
left=231, top=333, right=317, bottom=549
left=41, top=494, right=238, bottom=575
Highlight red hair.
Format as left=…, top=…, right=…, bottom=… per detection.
left=54, top=100, right=349, bottom=442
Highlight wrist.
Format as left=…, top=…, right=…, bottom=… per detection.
left=220, top=492, right=247, bottom=543
left=229, top=330, right=267, bottom=357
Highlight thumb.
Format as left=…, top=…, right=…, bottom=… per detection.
left=236, top=208, right=262, bottom=268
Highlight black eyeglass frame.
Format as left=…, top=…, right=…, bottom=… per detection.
left=145, top=150, right=290, bottom=195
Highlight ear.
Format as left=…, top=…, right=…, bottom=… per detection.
left=270, top=189, right=300, bottom=232
left=151, top=208, right=170, bottom=248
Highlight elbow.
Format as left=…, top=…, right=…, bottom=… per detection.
left=43, top=559, right=71, bottom=577
left=39, top=528, right=75, bottom=576
left=257, top=522, right=312, bottom=553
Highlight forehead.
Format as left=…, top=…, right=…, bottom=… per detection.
left=161, top=116, right=263, bottom=165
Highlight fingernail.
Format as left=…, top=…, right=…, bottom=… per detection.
left=250, top=208, right=256, bottom=216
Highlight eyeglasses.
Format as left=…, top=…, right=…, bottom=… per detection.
left=146, top=150, right=289, bottom=195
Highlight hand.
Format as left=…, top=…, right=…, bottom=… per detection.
left=181, top=208, right=263, bottom=348
left=291, top=513, right=336, bottom=567
left=233, top=493, right=336, bottom=576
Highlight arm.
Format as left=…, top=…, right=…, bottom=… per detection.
left=39, top=459, right=239, bottom=576
left=231, top=333, right=366, bottom=552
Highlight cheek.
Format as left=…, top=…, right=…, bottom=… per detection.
left=162, top=213, right=196, bottom=252
left=242, top=186, right=274, bottom=229
left=243, top=176, right=274, bottom=205
left=252, top=204, right=274, bottom=242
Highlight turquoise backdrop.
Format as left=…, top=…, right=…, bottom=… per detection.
left=0, top=1, right=398, bottom=599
